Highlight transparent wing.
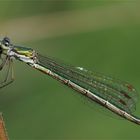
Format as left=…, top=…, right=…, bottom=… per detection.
left=37, top=53, right=138, bottom=114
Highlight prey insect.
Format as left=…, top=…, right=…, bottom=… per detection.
left=0, top=37, right=139, bottom=125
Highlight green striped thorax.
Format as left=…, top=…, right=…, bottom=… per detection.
left=0, top=37, right=35, bottom=59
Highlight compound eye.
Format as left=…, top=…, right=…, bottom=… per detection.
left=4, top=42, right=9, bottom=46
left=2, top=37, right=10, bottom=47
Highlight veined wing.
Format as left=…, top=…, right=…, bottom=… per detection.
left=37, top=53, right=138, bottom=114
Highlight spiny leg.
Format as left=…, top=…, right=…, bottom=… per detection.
left=0, top=56, right=9, bottom=70
left=1, top=57, right=11, bottom=84
left=0, top=59, right=14, bottom=88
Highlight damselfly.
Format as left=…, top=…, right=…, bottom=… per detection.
left=0, top=37, right=139, bottom=125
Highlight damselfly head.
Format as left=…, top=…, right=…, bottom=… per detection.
left=0, top=37, right=12, bottom=55
left=2, top=37, right=11, bottom=46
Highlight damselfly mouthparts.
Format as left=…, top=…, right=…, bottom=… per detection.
left=0, top=37, right=139, bottom=125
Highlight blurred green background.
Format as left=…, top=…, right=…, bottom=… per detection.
left=0, top=0, right=140, bottom=139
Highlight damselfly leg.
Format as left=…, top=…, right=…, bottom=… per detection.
left=0, top=55, right=14, bottom=88
left=0, top=56, right=8, bottom=70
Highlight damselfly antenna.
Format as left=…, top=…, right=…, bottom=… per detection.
left=0, top=37, right=140, bottom=125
